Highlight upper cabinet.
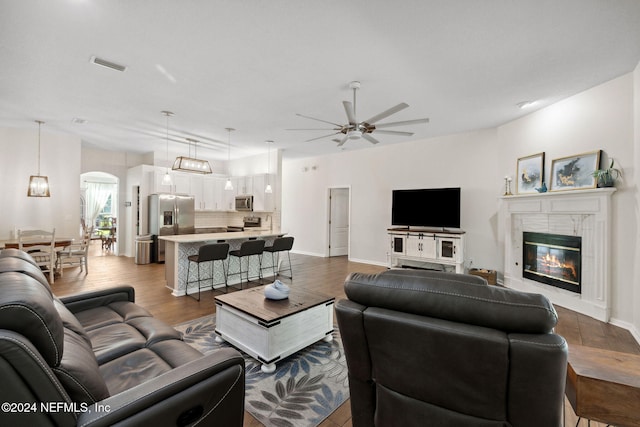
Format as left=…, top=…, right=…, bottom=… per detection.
left=151, top=168, right=189, bottom=194
left=192, top=175, right=226, bottom=211
left=147, top=167, right=275, bottom=212
left=234, top=176, right=253, bottom=196
left=252, top=174, right=275, bottom=212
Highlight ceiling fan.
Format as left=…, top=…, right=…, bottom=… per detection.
left=288, top=81, right=429, bottom=146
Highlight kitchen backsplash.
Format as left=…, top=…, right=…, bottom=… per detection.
left=195, top=211, right=280, bottom=229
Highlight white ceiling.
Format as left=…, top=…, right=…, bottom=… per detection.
left=1, top=0, right=640, bottom=160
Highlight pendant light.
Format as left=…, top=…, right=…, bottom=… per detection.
left=27, top=120, right=50, bottom=197
left=161, top=111, right=173, bottom=185
left=224, top=128, right=235, bottom=191
left=265, top=140, right=273, bottom=194
left=172, top=138, right=212, bottom=174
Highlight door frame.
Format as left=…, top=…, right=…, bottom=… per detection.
left=326, top=186, right=351, bottom=258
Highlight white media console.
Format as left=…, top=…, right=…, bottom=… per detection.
left=388, top=228, right=466, bottom=273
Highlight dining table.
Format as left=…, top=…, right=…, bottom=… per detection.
left=0, top=237, right=74, bottom=250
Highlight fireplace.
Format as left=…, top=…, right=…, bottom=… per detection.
left=523, top=232, right=582, bottom=294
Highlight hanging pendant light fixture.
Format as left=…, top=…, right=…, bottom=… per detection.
left=224, top=128, right=235, bottom=191
left=265, top=140, right=273, bottom=194
left=161, top=111, right=174, bottom=185
left=172, top=138, right=212, bottom=174
left=27, top=120, right=50, bottom=197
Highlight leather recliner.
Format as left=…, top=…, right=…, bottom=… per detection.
left=0, top=249, right=245, bottom=426
left=336, top=269, right=568, bottom=427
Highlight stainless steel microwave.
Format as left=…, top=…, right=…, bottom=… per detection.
left=235, top=195, right=253, bottom=211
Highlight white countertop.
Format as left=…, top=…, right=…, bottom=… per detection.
left=159, top=229, right=286, bottom=243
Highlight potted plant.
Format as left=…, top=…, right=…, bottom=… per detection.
left=592, top=158, right=621, bottom=187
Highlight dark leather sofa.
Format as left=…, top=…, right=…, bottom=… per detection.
left=0, top=249, right=245, bottom=426
left=336, top=269, right=568, bottom=427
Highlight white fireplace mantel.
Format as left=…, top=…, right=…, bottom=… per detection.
left=499, top=188, right=616, bottom=322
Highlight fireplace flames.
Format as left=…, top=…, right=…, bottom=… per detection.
left=537, top=252, right=577, bottom=282
left=523, top=232, right=581, bottom=293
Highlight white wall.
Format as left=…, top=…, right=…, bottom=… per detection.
left=633, top=62, right=640, bottom=339
left=282, top=71, right=639, bottom=336
left=498, top=73, right=636, bottom=327
left=282, top=127, right=501, bottom=268
left=0, top=127, right=81, bottom=240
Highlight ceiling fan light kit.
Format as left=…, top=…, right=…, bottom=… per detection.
left=289, top=81, right=429, bottom=147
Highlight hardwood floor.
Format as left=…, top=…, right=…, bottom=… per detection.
left=51, top=242, right=640, bottom=427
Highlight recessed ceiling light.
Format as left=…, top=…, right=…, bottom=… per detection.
left=517, top=101, right=537, bottom=109
left=90, top=56, right=127, bottom=72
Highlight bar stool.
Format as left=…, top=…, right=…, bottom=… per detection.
left=228, top=239, right=265, bottom=289
left=262, top=236, right=294, bottom=279
left=186, top=242, right=230, bottom=301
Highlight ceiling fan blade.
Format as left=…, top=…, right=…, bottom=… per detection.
left=286, top=128, right=337, bottom=131
left=296, top=113, right=342, bottom=127
left=336, top=135, right=349, bottom=147
left=305, top=132, right=341, bottom=142
left=374, top=118, right=430, bottom=128
left=363, top=103, right=409, bottom=124
left=374, top=130, right=414, bottom=136
left=343, top=101, right=356, bottom=125
left=362, top=134, right=380, bottom=145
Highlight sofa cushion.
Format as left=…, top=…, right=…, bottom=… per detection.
left=0, top=272, right=63, bottom=365
left=52, top=327, right=110, bottom=403
left=0, top=256, right=53, bottom=296
left=88, top=323, right=147, bottom=364
left=74, top=301, right=152, bottom=331
left=53, top=298, right=93, bottom=348
left=99, top=348, right=174, bottom=395
left=345, top=269, right=558, bottom=334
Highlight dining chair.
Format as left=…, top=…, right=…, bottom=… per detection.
left=18, top=228, right=56, bottom=284
left=57, top=228, right=91, bottom=277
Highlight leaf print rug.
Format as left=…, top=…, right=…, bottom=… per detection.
left=174, top=315, right=349, bottom=427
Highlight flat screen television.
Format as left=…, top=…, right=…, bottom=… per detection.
left=392, top=187, right=461, bottom=229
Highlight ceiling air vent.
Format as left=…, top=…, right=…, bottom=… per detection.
left=90, top=56, right=127, bottom=72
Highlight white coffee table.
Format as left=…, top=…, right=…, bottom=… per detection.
left=214, top=285, right=335, bottom=373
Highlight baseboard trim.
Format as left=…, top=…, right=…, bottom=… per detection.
left=290, top=249, right=326, bottom=258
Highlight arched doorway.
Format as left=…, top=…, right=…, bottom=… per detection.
left=81, top=172, right=119, bottom=255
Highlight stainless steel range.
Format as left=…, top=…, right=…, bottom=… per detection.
left=243, top=216, right=262, bottom=228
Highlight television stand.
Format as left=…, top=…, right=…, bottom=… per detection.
left=388, top=228, right=466, bottom=274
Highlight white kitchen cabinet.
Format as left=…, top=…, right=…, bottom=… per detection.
left=191, top=175, right=227, bottom=211
left=235, top=176, right=253, bottom=196
left=252, top=174, right=275, bottom=212
left=151, top=167, right=189, bottom=194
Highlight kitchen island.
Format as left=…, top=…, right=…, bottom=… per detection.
left=160, top=230, right=286, bottom=296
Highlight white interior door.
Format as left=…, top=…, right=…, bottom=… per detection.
left=329, top=188, right=349, bottom=257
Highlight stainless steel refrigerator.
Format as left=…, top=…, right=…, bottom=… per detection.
left=149, top=193, right=195, bottom=263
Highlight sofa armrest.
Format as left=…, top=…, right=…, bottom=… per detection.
left=76, top=347, right=245, bottom=427
left=59, top=286, right=135, bottom=314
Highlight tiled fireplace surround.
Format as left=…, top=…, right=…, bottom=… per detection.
left=500, top=188, right=616, bottom=322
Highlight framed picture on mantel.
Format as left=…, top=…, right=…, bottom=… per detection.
left=516, top=152, right=545, bottom=194
left=550, top=150, right=601, bottom=191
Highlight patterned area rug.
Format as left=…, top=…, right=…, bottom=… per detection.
left=174, top=315, right=349, bottom=427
